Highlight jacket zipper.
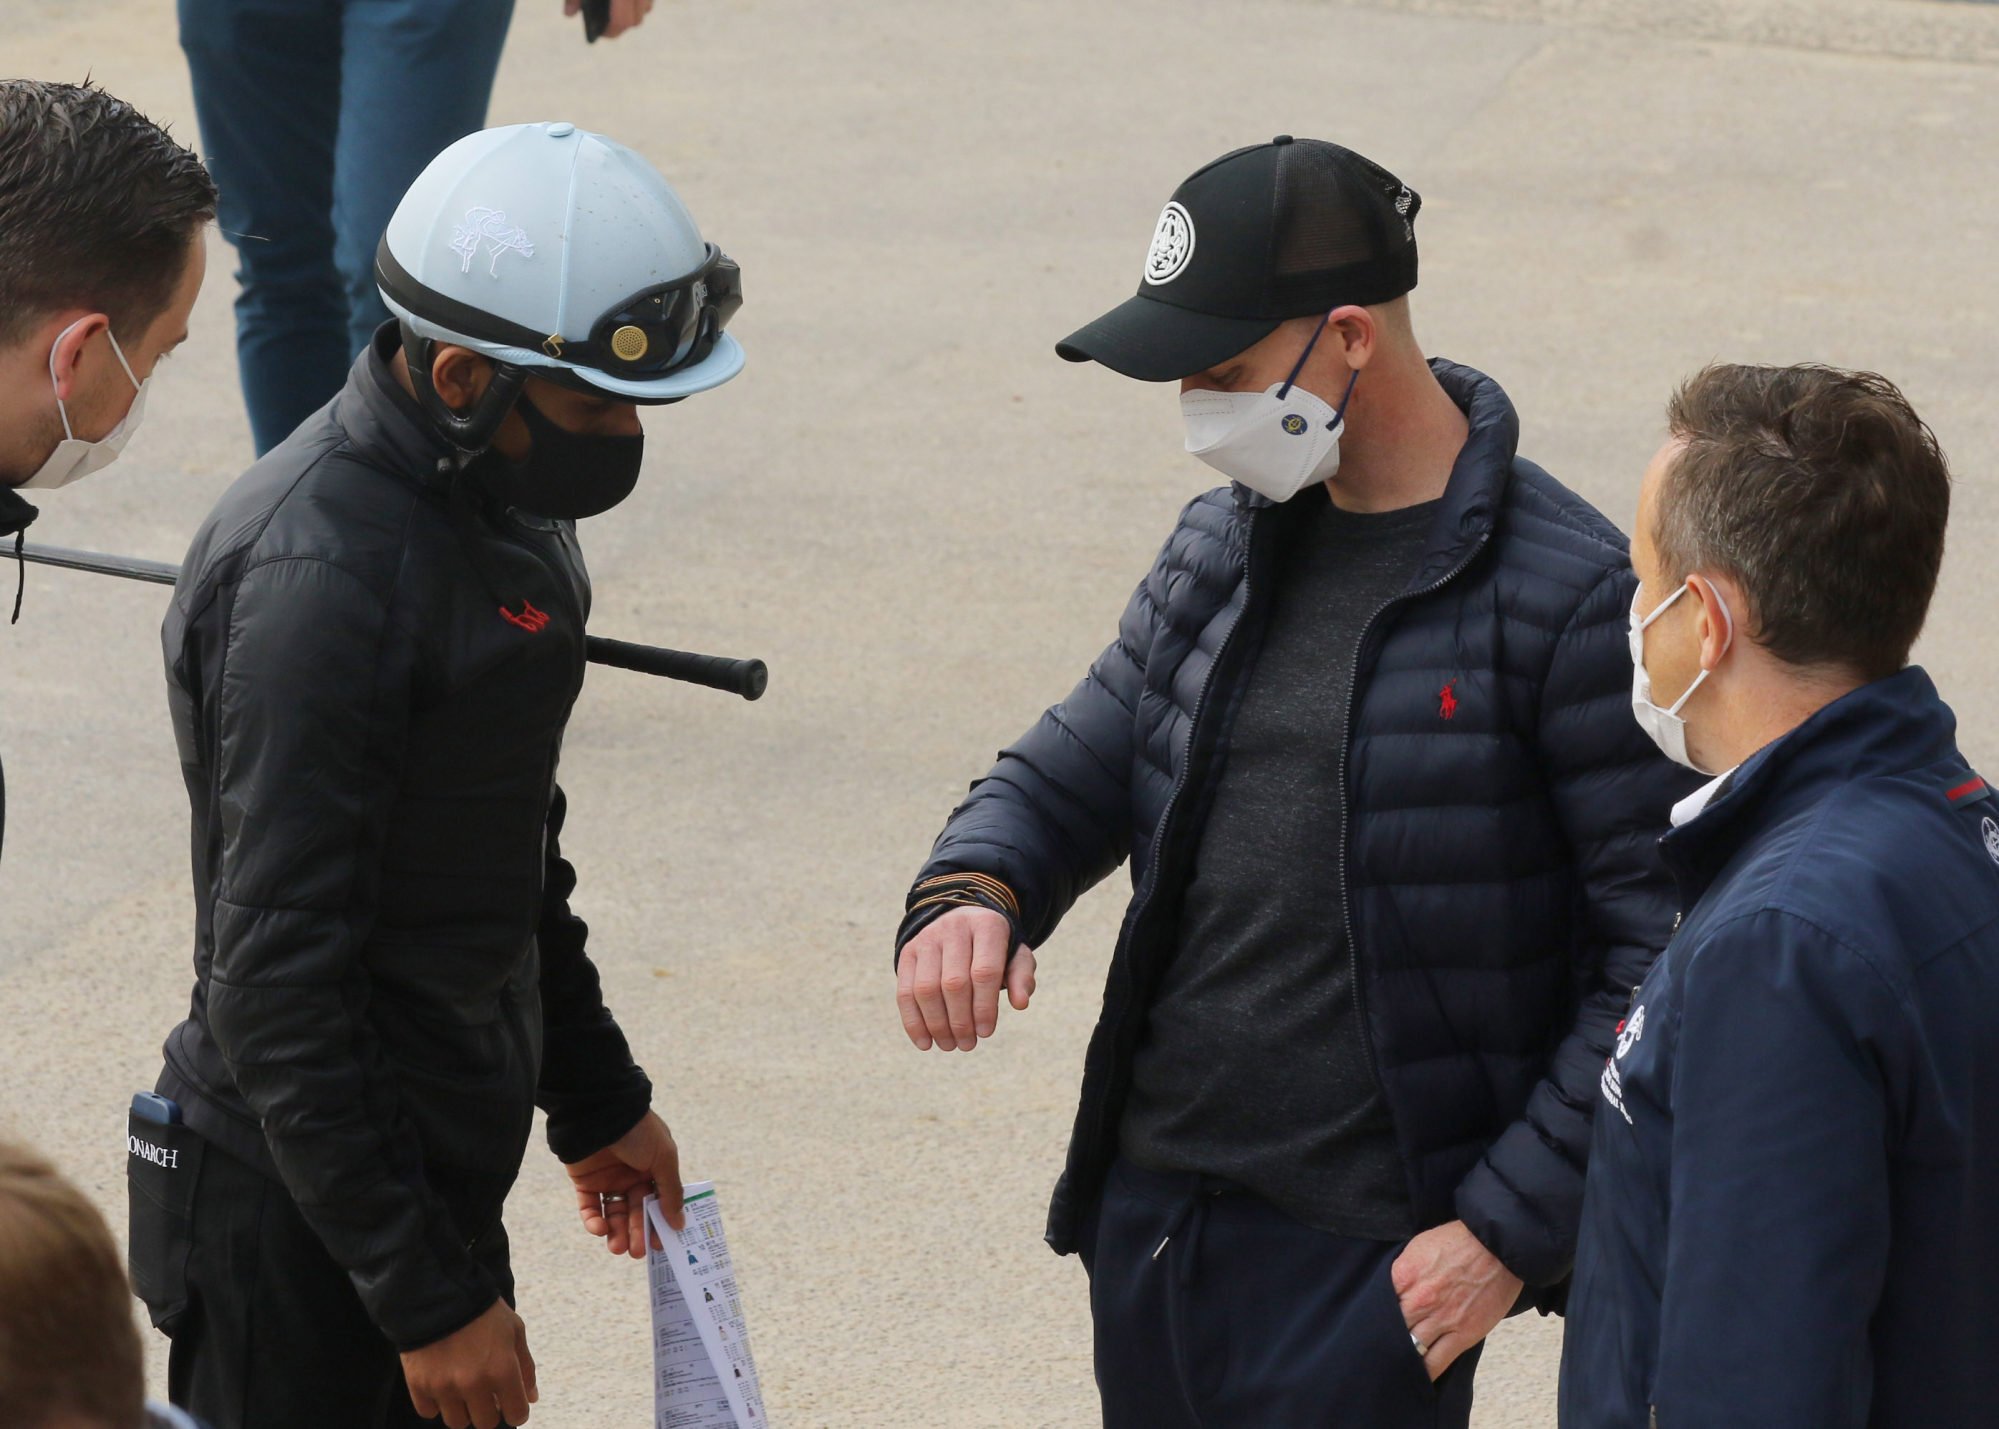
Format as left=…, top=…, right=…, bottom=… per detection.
left=492, top=513, right=587, bottom=670
left=502, top=514, right=587, bottom=828
left=485, top=509, right=586, bottom=1157
left=1619, top=912, right=1682, bottom=1021
left=1336, top=532, right=1492, bottom=1131
left=1083, top=505, right=1272, bottom=1162
left=1131, top=508, right=1271, bottom=911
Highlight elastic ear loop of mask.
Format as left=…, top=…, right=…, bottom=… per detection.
left=1276, top=310, right=1360, bottom=425
left=48, top=320, right=140, bottom=440
left=22, top=323, right=137, bottom=626
left=1651, top=578, right=1737, bottom=716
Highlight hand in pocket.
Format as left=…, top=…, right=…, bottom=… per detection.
left=1390, top=1220, right=1521, bottom=1381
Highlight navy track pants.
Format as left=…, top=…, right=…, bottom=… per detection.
left=1085, top=1159, right=1482, bottom=1429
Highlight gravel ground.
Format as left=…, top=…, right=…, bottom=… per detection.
left=2, top=0, right=1995, bottom=1424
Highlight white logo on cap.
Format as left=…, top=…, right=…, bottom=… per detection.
left=1144, top=201, right=1196, bottom=286
left=450, top=206, right=536, bottom=278
left=1983, top=816, right=1999, bottom=865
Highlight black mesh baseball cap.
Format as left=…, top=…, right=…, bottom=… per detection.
left=1057, top=136, right=1421, bottom=382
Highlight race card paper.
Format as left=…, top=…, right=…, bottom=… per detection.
left=645, top=1186, right=768, bottom=1428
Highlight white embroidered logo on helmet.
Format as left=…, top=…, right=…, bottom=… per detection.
left=450, top=206, right=536, bottom=277
left=1143, top=201, right=1196, bottom=286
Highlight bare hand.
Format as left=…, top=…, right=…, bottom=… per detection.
left=565, top=1110, right=684, bottom=1258
left=1391, top=1220, right=1522, bottom=1381
left=563, top=0, right=654, bottom=39
left=895, top=905, right=1036, bottom=1052
left=401, top=1299, right=536, bottom=1429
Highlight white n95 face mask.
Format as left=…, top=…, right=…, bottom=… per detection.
left=1630, top=579, right=1733, bottom=773
left=1180, top=315, right=1358, bottom=503
left=23, top=318, right=149, bottom=491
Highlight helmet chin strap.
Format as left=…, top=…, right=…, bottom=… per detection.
left=398, top=323, right=547, bottom=625
left=399, top=323, right=528, bottom=461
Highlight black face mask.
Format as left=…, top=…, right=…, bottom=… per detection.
left=475, top=391, right=644, bottom=520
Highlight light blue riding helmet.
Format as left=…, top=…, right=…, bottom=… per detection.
left=375, top=121, right=742, bottom=447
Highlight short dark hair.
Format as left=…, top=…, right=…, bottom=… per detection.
left=1658, top=363, right=1951, bottom=681
left=0, top=1141, right=145, bottom=1429
left=0, top=79, right=217, bottom=346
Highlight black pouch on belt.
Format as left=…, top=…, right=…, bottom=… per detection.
left=126, top=1100, right=205, bottom=1333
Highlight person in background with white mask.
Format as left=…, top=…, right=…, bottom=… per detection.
left=1561, top=365, right=1999, bottom=1429
left=0, top=80, right=214, bottom=528
left=0, top=79, right=215, bottom=871
left=889, top=137, right=1697, bottom=1426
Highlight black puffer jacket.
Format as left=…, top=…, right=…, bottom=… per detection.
left=156, top=328, right=652, bottom=1351
left=906, top=361, right=1696, bottom=1295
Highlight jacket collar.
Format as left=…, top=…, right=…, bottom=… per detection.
left=0, top=483, right=40, bottom=540
left=1233, top=357, right=1517, bottom=588
left=335, top=322, right=460, bottom=488
left=1416, top=358, right=1516, bottom=584
left=0, top=482, right=38, bottom=623
left=1660, top=665, right=1959, bottom=894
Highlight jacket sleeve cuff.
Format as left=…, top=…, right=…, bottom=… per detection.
left=1453, top=1154, right=1573, bottom=1290
left=366, top=1226, right=501, bottom=1352
left=894, top=873, right=1023, bottom=967
left=381, top=1272, right=499, bottom=1354
left=545, top=1075, right=655, bottom=1164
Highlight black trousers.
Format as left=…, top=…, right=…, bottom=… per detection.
left=1084, top=1159, right=1482, bottom=1429
left=129, top=1126, right=513, bottom=1429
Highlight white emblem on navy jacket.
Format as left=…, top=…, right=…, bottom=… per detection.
left=450, top=206, right=536, bottom=277
left=1616, top=1004, right=1646, bottom=1059
left=1143, top=201, right=1195, bottom=285
left=1601, top=1003, right=1645, bottom=1126
left=1983, top=815, right=1999, bottom=865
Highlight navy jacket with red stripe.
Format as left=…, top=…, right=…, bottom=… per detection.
left=1561, top=667, right=1999, bottom=1427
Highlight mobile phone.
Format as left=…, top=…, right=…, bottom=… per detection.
left=582, top=0, right=610, bottom=43
left=131, top=1091, right=182, bottom=1125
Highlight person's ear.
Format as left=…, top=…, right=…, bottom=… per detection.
left=1687, top=572, right=1740, bottom=671
left=430, top=344, right=495, bottom=413
left=1324, top=304, right=1378, bottom=372
left=46, top=313, right=109, bottom=401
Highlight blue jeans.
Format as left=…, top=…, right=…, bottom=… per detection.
left=179, top=0, right=516, bottom=454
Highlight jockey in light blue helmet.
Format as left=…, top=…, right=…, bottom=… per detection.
left=375, top=121, right=742, bottom=454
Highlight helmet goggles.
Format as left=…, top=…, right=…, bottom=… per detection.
left=548, top=245, right=742, bottom=376
left=375, top=236, right=743, bottom=403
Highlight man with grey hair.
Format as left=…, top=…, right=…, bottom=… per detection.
left=1562, top=363, right=1998, bottom=1427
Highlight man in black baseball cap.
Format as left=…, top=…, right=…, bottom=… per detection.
left=892, top=136, right=1692, bottom=1426
left=1056, top=135, right=1418, bottom=382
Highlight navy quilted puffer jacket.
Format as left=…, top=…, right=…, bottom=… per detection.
left=906, top=360, right=1697, bottom=1294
